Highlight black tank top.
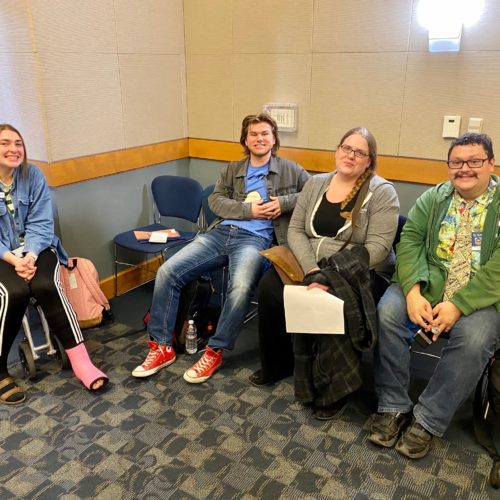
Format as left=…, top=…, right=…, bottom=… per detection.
left=313, top=191, right=358, bottom=237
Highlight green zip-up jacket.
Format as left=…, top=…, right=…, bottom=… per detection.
left=395, top=175, right=500, bottom=315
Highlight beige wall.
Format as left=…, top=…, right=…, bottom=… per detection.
left=0, top=0, right=187, bottom=162
left=185, top=0, right=500, bottom=161
left=2, top=1, right=500, bottom=165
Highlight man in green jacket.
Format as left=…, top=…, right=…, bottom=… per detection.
left=368, top=132, right=500, bottom=459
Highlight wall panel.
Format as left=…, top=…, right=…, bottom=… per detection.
left=0, top=0, right=32, bottom=52
left=313, top=0, right=413, bottom=52
left=310, top=52, right=406, bottom=154
left=31, top=0, right=116, bottom=53
left=0, top=53, right=47, bottom=161
left=120, top=54, right=187, bottom=147
left=40, top=52, right=124, bottom=161
left=186, top=54, right=234, bottom=140
left=115, top=0, right=185, bottom=54
left=184, top=0, right=232, bottom=54
left=232, top=54, right=312, bottom=148
left=232, top=0, right=313, bottom=54
left=400, top=52, right=500, bottom=159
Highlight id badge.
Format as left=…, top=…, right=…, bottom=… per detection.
left=471, top=231, right=482, bottom=252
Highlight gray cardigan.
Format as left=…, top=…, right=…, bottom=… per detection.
left=287, top=172, right=400, bottom=279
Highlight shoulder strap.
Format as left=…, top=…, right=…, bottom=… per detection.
left=72, top=258, right=110, bottom=310
left=339, top=174, right=373, bottom=252
left=473, top=360, right=499, bottom=460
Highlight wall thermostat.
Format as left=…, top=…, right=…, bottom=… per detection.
left=442, top=115, right=461, bottom=138
left=263, top=103, right=298, bottom=133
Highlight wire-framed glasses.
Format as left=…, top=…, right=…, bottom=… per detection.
left=338, top=144, right=369, bottom=158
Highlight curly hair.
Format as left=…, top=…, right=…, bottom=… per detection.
left=448, top=132, right=494, bottom=160
left=240, top=113, right=280, bottom=156
left=0, top=123, right=28, bottom=177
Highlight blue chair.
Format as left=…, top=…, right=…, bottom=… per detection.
left=201, top=184, right=218, bottom=230
left=393, top=214, right=407, bottom=251
left=113, top=175, right=203, bottom=295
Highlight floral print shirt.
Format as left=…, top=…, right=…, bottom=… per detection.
left=437, top=178, right=497, bottom=276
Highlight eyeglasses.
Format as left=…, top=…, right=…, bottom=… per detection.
left=338, top=144, right=369, bottom=158
left=447, top=158, right=489, bottom=169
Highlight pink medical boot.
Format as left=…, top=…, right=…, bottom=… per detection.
left=65, top=343, right=108, bottom=391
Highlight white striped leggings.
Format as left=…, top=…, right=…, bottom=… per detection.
left=0, top=249, right=83, bottom=375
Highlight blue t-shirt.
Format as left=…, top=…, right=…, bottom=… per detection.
left=221, top=162, right=274, bottom=241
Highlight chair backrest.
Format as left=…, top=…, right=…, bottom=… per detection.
left=151, top=175, right=203, bottom=223
left=201, top=184, right=218, bottom=228
left=393, top=215, right=407, bottom=252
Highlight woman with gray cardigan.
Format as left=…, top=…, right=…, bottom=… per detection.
left=250, top=127, right=399, bottom=419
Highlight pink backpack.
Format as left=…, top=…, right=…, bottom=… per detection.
left=59, top=257, right=113, bottom=329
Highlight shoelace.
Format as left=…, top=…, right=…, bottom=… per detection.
left=192, top=351, right=216, bottom=374
left=144, top=346, right=162, bottom=366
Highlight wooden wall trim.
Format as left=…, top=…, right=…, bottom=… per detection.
left=188, top=139, right=500, bottom=185
left=32, top=137, right=499, bottom=188
left=37, top=139, right=189, bottom=187
left=100, top=256, right=163, bottom=299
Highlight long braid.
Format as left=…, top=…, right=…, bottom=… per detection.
left=340, top=169, right=373, bottom=219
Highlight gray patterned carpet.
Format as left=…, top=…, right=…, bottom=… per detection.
left=1, top=321, right=498, bottom=499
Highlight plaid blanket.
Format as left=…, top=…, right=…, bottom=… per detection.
left=294, top=246, right=377, bottom=407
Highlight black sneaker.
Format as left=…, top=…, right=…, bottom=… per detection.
left=313, top=397, right=348, bottom=421
left=395, top=419, right=433, bottom=459
left=368, top=412, right=410, bottom=448
left=248, top=368, right=292, bottom=387
left=248, top=370, right=275, bottom=387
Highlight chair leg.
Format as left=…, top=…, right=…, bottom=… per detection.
left=244, top=301, right=259, bottom=324
left=114, top=244, right=119, bottom=297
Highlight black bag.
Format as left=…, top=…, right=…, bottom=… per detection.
left=143, top=277, right=220, bottom=353
left=473, top=351, right=500, bottom=489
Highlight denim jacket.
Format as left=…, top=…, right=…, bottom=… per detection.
left=208, top=155, right=310, bottom=245
left=0, top=163, right=67, bottom=263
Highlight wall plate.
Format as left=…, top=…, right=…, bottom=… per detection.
left=263, top=103, right=298, bottom=132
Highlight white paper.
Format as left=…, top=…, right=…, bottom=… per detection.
left=284, top=285, right=345, bottom=335
left=149, top=231, right=168, bottom=243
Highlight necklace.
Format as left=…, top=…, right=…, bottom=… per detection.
left=0, top=176, right=13, bottom=189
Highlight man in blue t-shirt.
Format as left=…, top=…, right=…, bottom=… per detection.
left=132, top=113, right=310, bottom=383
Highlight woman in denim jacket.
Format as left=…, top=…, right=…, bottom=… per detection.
left=0, top=124, right=107, bottom=404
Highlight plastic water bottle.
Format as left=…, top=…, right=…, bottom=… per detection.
left=185, top=319, right=198, bottom=354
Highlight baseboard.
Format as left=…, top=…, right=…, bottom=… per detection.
left=100, top=256, right=163, bottom=299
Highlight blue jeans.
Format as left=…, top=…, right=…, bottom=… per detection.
left=374, top=283, right=500, bottom=437
left=147, top=225, right=270, bottom=350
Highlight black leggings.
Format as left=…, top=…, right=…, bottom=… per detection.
left=0, top=249, right=83, bottom=374
left=256, top=267, right=390, bottom=381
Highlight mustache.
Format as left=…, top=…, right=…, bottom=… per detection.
left=454, top=172, right=477, bottom=179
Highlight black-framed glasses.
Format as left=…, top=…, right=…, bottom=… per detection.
left=447, top=158, right=489, bottom=169
left=338, top=144, right=369, bottom=158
